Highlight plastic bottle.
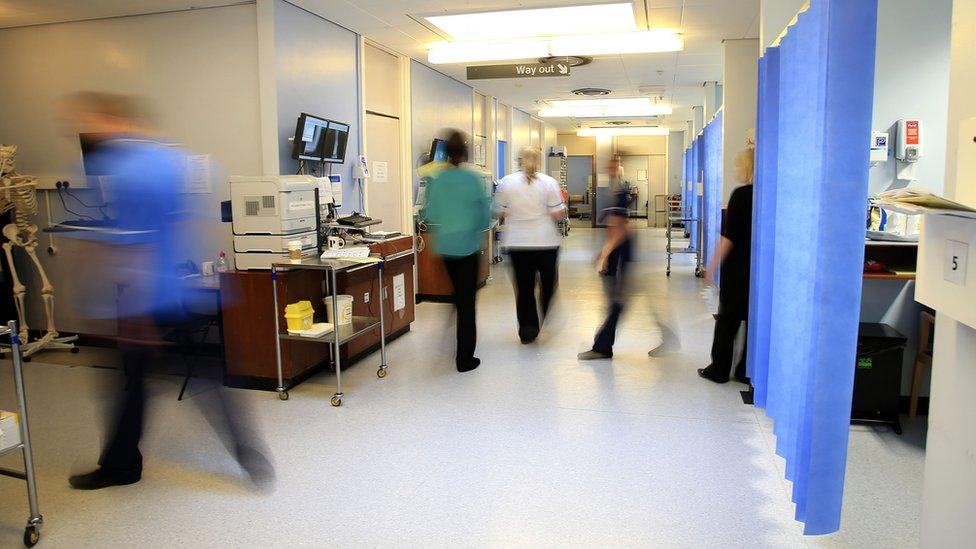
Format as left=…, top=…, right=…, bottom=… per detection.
left=215, top=251, right=230, bottom=273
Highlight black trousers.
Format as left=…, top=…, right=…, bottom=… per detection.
left=709, top=289, right=749, bottom=381
left=592, top=240, right=631, bottom=355
left=508, top=248, right=559, bottom=340
left=443, top=253, right=480, bottom=367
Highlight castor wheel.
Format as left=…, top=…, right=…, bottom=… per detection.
left=666, top=270, right=671, bottom=277
left=24, top=525, right=39, bottom=547
left=330, top=395, right=342, bottom=407
left=71, top=346, right=80, bottom=353
left=22, top=356, right=31, bottom=363
left=277, top=390, right=289, bottom=401
left=376, top=367, right=387, bottom=379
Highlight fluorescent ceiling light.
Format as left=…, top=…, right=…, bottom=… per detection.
left=539, top=98, right=672, bottom=119
left=424, top=3, right=636, bottom=41
left=427, top=30, right=683, bottom=64
left=551, top=30, right=683, bottom=56
left=578, top=127, right=670, bottom=137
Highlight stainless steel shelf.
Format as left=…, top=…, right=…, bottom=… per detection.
left=278, top=316, right=380, bottom=345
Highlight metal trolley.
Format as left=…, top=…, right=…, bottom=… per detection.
left=665, top=195, right=703, bottom=277
left=0, top=321, right=43, bottom=547
left=270, top=257, right=389, bottom=406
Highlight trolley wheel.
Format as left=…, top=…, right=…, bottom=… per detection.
left=24, top=525, right=39, bottom=548
left=666, top=270, right=671, bottom=277
left=277, top=390, right=289, bottom=401
left=695, top=268, right=703, bottom=278
left=330, top=395, right=342, bottom=407
left=70, top=346, right=80, bottom=354
left=22, top=356, right=31, bottom=363
left=377, top=367, right=388, bottom=379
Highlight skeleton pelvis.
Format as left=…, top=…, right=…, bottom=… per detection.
left=3, top=223, right=35, bottom=246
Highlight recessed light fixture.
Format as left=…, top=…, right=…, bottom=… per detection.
left=424, top=3, right=636, bottom=42
left=577, top=127, right=670, bottom=137
left=427, top=30, right=683, bottom=64
left=572, top=88, right=611, bottom=96
left=538, top=98, right=672, bottom=118
left=540, top=56, right=592, bottom=68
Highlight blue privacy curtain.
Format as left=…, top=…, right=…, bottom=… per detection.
left=702, top=112, right=723, bottom=283
left=746, top=0, right=877, bottom=535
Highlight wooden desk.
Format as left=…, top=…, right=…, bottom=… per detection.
left=220, top=236, right=416, bottom=390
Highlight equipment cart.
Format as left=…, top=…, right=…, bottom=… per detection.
left=270, top=257, right=389, bottom=406
left=665, top=204, right=703, bottom=278
left=0, top=321, right=43, bottom=547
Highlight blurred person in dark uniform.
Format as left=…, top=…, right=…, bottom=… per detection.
left=61, top=92, right=273, bottom=490
left=698, top=148, right=754, bottom=384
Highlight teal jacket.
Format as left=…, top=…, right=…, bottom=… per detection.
left=423, top=166, right=491, bottom=258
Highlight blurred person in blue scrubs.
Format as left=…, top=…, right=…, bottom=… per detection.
left=422, top=129, right=491, bottom=372
left=61, top=92, right=273, bottom=490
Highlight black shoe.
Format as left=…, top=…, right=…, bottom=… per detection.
left=457, top=357, right=481, bottom=372
left=697, top=366, right=729, bottom=384
left=578, top=350, right=612, bottom=360
left=734, top=373, right=751, bottom=385
left=69, top=468, right=141, bottom=490
left=519, top=327, right=539, bottom=344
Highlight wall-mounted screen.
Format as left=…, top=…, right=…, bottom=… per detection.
left=291, top=113, right=329, bottom=161
left=429, top=138, right=448, bottom=163
left=321, top=120, right=349, bottom=164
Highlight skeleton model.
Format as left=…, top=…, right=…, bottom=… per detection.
left=0, top=145, right=77, bottom=357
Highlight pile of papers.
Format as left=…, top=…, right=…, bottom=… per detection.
left=1, top=410, right=21, bottom=452
left=287, top=322, right=334, bottom=338
left=873, top=187, right=976, bottom=218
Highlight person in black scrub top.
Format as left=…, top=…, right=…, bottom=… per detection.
left=578, top=160, right=634, bottom=360
left=699, top=148, right=754, bottom=383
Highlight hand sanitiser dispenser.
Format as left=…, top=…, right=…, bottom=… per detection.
left=896, top=119, right=923, bottom=162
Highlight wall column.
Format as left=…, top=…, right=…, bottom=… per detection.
left=722, top=38, right=759, bottom=202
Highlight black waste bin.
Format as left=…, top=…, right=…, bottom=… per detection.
left=852, top=323, right=907, bottom=434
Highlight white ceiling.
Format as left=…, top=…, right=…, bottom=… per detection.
left=0, top=0, right=760, bottom=131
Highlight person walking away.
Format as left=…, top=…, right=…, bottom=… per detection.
left=422, top=130, right=491, bottom=372
left=698, top=147, right=755, bottom=384
left=62, top=92, right=273, bottom=490
left=578, top=160, right=634, bottom=360
left=495, top=148, right=567, bottom=343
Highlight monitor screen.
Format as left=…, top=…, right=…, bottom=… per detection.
left=321, top=120, right=350, bottom=164
left=291, top=113, right=329, bottom=161
left=429, top=139, right=448, bottom=163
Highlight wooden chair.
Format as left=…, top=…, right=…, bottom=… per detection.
left=909, top=310, right=935, bottom=417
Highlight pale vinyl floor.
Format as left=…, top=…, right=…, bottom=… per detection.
left=0, top=228, right=926, bottom=548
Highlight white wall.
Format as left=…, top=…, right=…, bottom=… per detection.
left=760, top=0, right=805, bottom=51
left=0, top=4, right=261, bottom=334
left=272, top=0, right=361, bottom=212
left=943, top=0, right=976, bottom=206
left=668, top=131, right=686, bottom=195
left=723, top=39, right=759, bottom=202
left=511, top=108, right=533, bottom=168
left=409, top=61, right=473, bottom=193
left=868, top=0, right=952, bottom=196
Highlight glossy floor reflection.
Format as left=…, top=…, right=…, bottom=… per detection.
left=0, top=228, right=924, bottom=547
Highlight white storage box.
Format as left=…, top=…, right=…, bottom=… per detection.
left=0, top=410, right=21, bottom=453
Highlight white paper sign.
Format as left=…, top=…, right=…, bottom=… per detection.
left=944, top=239, right=969, bottom=286
left=372, top=161, right=389, bottom=183
left=183, top=154, right=212, bottom=194
left=393, top=273, right=405, bottom=311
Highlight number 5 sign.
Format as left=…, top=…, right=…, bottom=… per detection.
left=944, top=239, right=969, bottom=286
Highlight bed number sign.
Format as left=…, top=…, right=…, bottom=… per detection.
left=944, top=239, right=969, bottom=286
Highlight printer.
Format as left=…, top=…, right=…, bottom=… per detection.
left=230, top=175, right=318, bottom=270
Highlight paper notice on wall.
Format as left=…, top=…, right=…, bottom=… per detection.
left=393, top=273, right=405, bottom=311
left=183, top=154, right=212, bottom=194
left=372, top=161, right=389, bottom=183
left=597, top=174, right=610, bottom=188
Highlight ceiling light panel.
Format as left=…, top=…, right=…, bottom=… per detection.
left=424, top=3, right=636, bottom=41
left=547, top=98, right=653, bottom=109
left=578, top=127, right=670, bottom=137
left=539, top=99, right=673, bottom=119
left=427, top=30, right=683, bottom=64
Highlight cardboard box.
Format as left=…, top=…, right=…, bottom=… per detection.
left=0, top=410, right=21, bottom=453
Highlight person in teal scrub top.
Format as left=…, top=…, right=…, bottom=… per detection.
left=422, top=129, right=491, bottom=372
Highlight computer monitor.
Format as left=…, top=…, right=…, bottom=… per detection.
left=429, top=138, right=448, bottom=163
left=291, top=113, right=330, bottom=161
left=321, top=120, right=350, bottom=164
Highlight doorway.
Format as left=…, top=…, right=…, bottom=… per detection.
left=566, top=155, right=595, bottom=227
left=363, top=112, right=402, bottom=232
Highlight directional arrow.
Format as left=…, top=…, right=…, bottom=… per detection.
left=557, top=64, right=569, bottom=75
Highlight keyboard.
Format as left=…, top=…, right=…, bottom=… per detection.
left=320, top=246, right=371, bottom=259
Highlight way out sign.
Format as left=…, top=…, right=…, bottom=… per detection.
left=467, top=62, right=571, bottom=80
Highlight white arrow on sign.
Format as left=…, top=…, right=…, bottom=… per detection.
left=557, top=64, right=568, bottom=75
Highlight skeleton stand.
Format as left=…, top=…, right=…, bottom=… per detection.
left=0, top=145, right=77, bottom=358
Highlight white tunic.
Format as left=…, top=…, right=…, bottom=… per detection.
left=495, top=171, right=565, bottom=249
